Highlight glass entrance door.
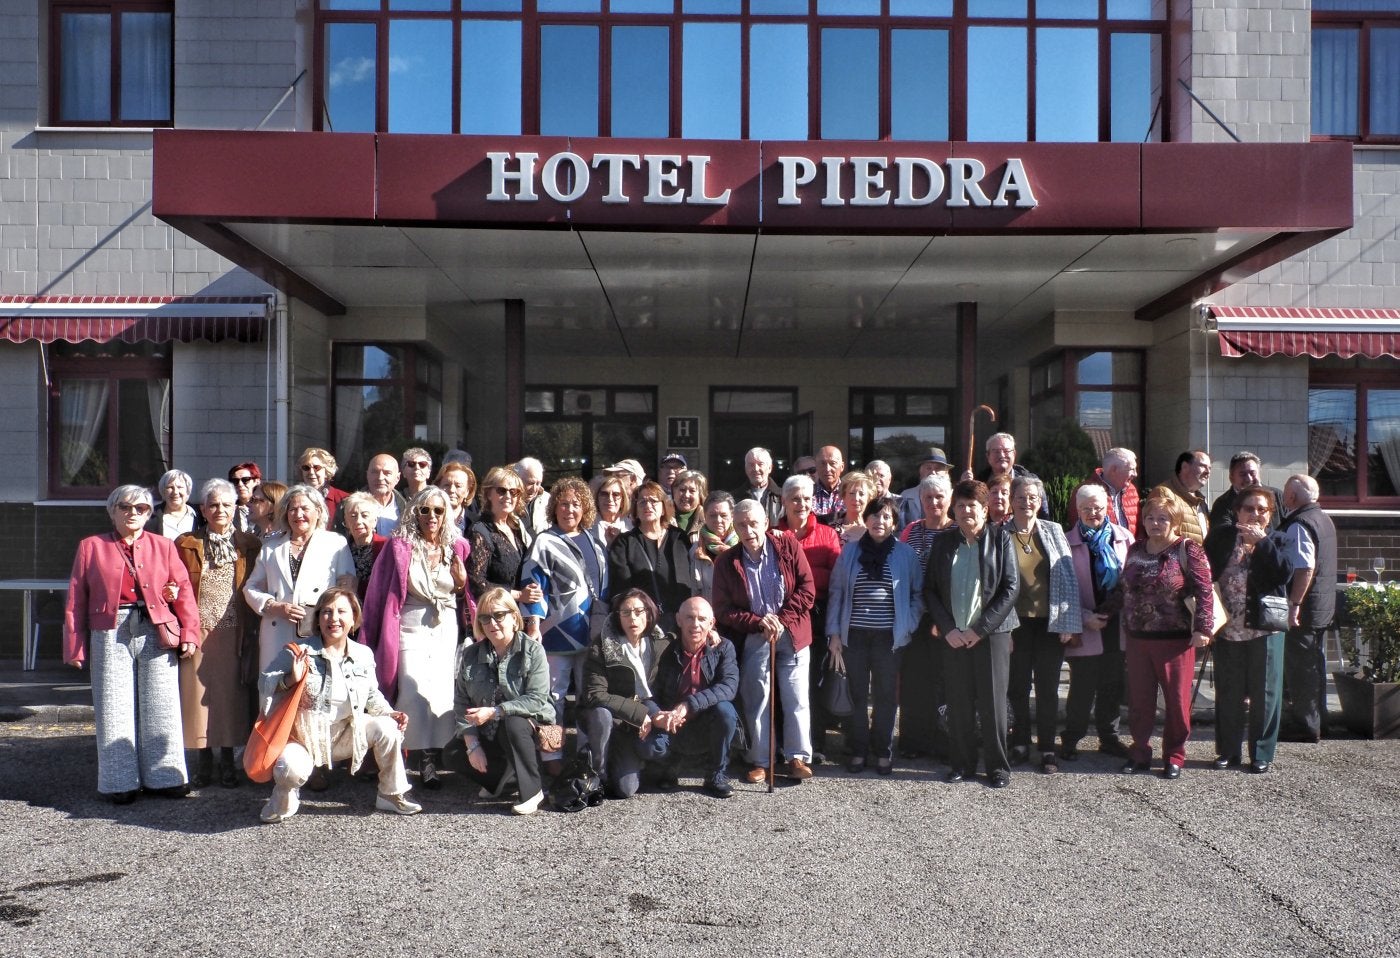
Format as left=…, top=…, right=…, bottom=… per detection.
left=708, top=388, right=810, bottom=493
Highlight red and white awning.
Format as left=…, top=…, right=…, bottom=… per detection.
left=0, top=295, right=271, bottom=344
left=1207, top=305, right=1400, bottom=360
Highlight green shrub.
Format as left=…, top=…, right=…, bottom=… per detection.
left=1341, top=586, right=1400, bottom=684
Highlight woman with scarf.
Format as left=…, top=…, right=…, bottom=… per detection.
left=520, top=476, right=610, bottom=768
left=693, top=490, right=738, bottom=601
left=175, top=478, right=262, bottom=788
left=1061, top=484, right=1134, bottom=761
left=671, top=470, right=708, bottom=541
left=826, top=496, right=923, bottom=775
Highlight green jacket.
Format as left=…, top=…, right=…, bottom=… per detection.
left=453, top=632, right=553, bottom=743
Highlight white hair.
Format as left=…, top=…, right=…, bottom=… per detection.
left=514, top=457, right=544, bottom=478
left=919, top=472, right=952, bottom=496
left=1076, top=484, right=1108, bottom=508
left=985, top=432, right=1016, bottom=451
left=1103, top=447, right=1135, bottom=468
left=733, top=498, right=769, bottom=524
left=745, top=447, right=772, bottom=464
left=1287, top=474, right=1320, bottom=504
left=782, top=474, right=814, bottom=498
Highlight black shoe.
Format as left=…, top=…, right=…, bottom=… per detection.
left=1058, top=742, right=1080, bottom=761
left=1249, top=761, right=1272, bottom=774
left=988, top=770, right=1011, bottom=789
left=846, top=756, right=867, bottom=774
left=107, top=789, right=139, bottom=805
left=945, top=769, right=966, bottom=784
left=876, top=758, right=893, bottom=776
left=1040, top=753, right=1059, bottom=775
left=702, top=774, right=734, bottom=799
left=145, top=784, right=190, bottom=798
left=654, top=769, right=679, bottom=793
left=810, top=751, right=827, bottom=766
left=1098, top=737, right=1130, bottom=758
left=190, top=749, right=213, bottom=789
left=419, top=755, right=443, bottom=791
left=1120, top=761, right=1150, bottom=775
left=1163, top=763, right=1182, bottom=780
left=1213, top=755, right=1242, bottom=770
left=1009, top=745, right=1030, bottom=766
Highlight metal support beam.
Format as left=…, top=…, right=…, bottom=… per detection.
left=505, top=299, right=525, bottom=463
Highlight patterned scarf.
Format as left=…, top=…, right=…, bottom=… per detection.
left=1079, top=521, right=1122, bottom=593
left=206, top=531, right=238, bottom=569
left=697, top=525, right=737, bottom=561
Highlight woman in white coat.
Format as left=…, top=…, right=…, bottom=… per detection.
left=243, top=484, right=356, bottom=672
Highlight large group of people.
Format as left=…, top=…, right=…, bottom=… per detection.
left=61, top=436, right=1339, bottom=819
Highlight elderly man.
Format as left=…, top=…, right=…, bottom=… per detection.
left=228, top=461, right=261, bottom=534
left=1277, top=475, right=1337, bottom=744
left=604, top=459, right=646, bottom=495
left=898, top=447, right=952, bottom=529
left=712, top=499, right=817, bottom=782
left=734, top=446, right=784, bottom=527
left=657, top=453, right=687, bottom=498
left=1209, top=451, right=1284, bottom=531
left=1086, top=447, right=1141, bottom=538
left=813, top=445, right=845, bottom=526
left=650, top=597, right=741, bottom=799
left=514, top=457, right=549, bottom=539
left=976, top=433, right=1051, bottom=521
left=365, top=453, right=406, bottom=537
left=401, top=447, right=433, bottom=498
left=1165, top=450, right=1212, bottom=543
left=865, top=460, right=893, bottom=498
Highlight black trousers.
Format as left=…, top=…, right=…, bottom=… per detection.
left=943, top=631, right=1012, bottom=776
left=897, top=619, right=946, bottom=757
left=1283, top=626, right=1328, bottom=740
left=1008, top=616, right=1065, bottom=752
left=460, top=714, right=543, bottom=802
left=1062, top=617, right=1124, bottom=746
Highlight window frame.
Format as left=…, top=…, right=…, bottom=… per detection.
left=1311, top=7, right=1400, bottom=145
left=49, top=0, right=175, bottom=128
left=1029, top=347, right=1145, bottom=461
left=1308, top=368, right=1400, bottom=508
left=847, top=386, right=954, bottom=483
left=330, top=342, right=444, bottom=487
left=524, top=384, right=659, bottom=483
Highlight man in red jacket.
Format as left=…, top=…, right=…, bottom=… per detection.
left=1085, top=447, right=1141, bottom=538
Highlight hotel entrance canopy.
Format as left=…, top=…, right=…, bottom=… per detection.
left=153, top=131, right=1353, bottom=358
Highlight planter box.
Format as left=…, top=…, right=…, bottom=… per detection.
left=1333, top=672, right=1400, bottom=739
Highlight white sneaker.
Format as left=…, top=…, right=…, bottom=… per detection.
left=511, top=790, right=544, bottom=816
left=375, top=792, right=423, bottom=816
left=260, top=786, right=299, bottom=823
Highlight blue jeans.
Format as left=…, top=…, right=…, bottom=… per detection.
left=578, top=706, right=670, bottom=798
left=654, top=701, right=740, bottom=778
left=844, top=627, right=901, bottom=760
left=739, top=630, right=811, bottom=767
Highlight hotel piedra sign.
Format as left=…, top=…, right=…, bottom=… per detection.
left=484, top=150, right=1039, bottom=210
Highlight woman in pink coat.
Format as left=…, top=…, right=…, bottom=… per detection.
left=64, top=484, right=202, bottom=804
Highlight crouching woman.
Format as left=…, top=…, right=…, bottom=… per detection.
left=257, top=587, right=421, bottom=823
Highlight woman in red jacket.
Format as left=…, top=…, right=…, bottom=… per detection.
left=64, top=484, right=202, bottom=804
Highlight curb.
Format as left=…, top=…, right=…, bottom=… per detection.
left=0, top=704, right=95, bottom=723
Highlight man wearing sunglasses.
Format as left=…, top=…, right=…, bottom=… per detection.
left=227, top=461, right=262, bottom=534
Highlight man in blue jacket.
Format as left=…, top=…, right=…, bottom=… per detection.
left=651, top=597, right=741, bottom=798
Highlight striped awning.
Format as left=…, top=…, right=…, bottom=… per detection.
left=1207, top=305, right=1400, bottom=360
left=0, top=295, right=271, bottom=344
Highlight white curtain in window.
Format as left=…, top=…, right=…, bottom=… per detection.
left=145, top=378, right=172, bottom=473
left=60, top=13, right=111, bottom=121
left=1312, top=28, right=1359, bottom=136
left=1372, top=27, right=1400, bottom=136
left=119, top=12, right=172, bottom=121
left=59, top=379, right=111, bottom=483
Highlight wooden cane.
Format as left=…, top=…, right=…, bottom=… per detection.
left=965, top=404, right=997, bottom=477
left=768, top=635, right=777, bottom=793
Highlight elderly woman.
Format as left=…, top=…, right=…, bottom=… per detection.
left=1204, top=486, right=1291, bottom=774
left=456, top=587, right=554, bottom=815
left=64, top=485, right=201, bottom=803
left=897, top=471, right=955, bottom=761
left=249, top=480, right=287, bottom=539
left=435, top=460, right=479, bottom=533
left=360, top=486, right=470, bottom=789
left=924, top=479, right=1020, bottom=788
left=151, top=469, right=203, bottom=539
left=520, top=476, right=609, bottom=765
left=258, top=587, right=420, bottom=823
left=835, top=471, right=875, bottom=546
left=1005, top=476, right=1082, bottom=773
left=592, top=474, right=633, bottom=550
left=579, top=589, right=673, bottom=799
left=1062, top=484, right=1135, bottom=761
left=1119, top=490, right=1214, bottom=779
left=986, top=473, right=1013, bottom=526
left=243, top=484, right=356, bottom=672
left=693, top=490, right=738, bottom=601
left=826, top=496, right=923, bottom=774
left=468, top=466, right=542, bottom=607
left=608, top=480, right=698, bottom=634
left=341, top=491, right=388, bottom=602
left=298, top=446, right=348, bottom=521
left=175, top=478, right=262, bottom=789
left=671, top=470, right=708, bottom=540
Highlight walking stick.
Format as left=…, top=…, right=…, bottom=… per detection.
left=965, top=404, right=997, bottom=477
left=768, top=635, right=777, bottom=793
left=1191, top=645, right=1213, bottom=707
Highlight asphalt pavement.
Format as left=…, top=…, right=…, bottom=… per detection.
left=1, top=667, right=1396, bottom=958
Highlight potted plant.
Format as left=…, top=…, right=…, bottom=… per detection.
left=1333, top=585, right=1400, bottom=739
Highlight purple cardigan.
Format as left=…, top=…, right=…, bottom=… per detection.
left=360, top=536, right=473, bottom=702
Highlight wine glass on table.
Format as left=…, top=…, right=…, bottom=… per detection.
left=1374, top=556, right=1387, bottom=585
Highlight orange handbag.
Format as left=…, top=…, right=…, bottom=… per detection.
left=243, top=643, right=309, bottom=784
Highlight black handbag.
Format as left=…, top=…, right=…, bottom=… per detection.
left=817, top=653, right=854, bottom=717
left=1253, top=594, right=1291, bottom=633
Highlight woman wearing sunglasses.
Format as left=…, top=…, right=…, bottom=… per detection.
left=362, top=486, right=471, bottom=790
left=468, top=466, right=544, bottom=609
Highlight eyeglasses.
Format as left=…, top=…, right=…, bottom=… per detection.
left=637, top=498, right=664, bottom=507
left=480, top=610, right=514, bottom=624
left=600, top=491, right=624, bottom=499
left=618, top=606, right=648, bottom=617
left=405, top=460, right=430, bottom=469
left=415, top=505, right=446, bottom=517
left=491, top=487, right=521, bottom=499
left=115, top=503, right=152, bottom=515
left=232, top=476, right=257, bottom=484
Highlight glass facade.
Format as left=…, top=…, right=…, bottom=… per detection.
left=316, top=0, right=1168, bottom=139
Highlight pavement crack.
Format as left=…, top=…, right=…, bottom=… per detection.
left=1113, top=784, right=1350, bottom=958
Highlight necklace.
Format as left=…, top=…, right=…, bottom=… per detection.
left=1013, top=528, right=1035, bottom=554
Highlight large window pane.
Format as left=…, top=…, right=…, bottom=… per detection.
left=1077, top=350, right=1141, bottom=386
left=892, top=30, right=949, bottom=139
left=1371, top=27, right=1400, bottom=136
left=750, top=24, right=808, bottom=139
left=612, top=26, right=670, bottom=137
left=324, top=22, right=378, bottom=132
left=818, top=0, right=880, bottom=14
left=682, top=22, right=740, bottom=138
left=525, top=422, right=586, bottom=481
left=462, top=20, right=522, bottom=134
left=967, top=27, right=1026, bottom=140
left=890, top=0, right=952, bottom=14
left=1110, top=32, right=1156, bottom=141
left=539, top=0, right=600, bottom=10
left=968, top=0, right=1025, bottom=16
left=1312, top=28, right=1359, bottom=137
left=750, top=0, right=808, bottom=13
left=1037, top=27, right=1097, bottom=141
left=117, top=378, right=171, bottom=486
left=541, top=25, right=599, bottom=135
left=1040, top=0, right=1097, bottom=17
left=389, top=19, right=453, bottom=132
left=1310, top=387, right=1358, bottom=498
left=612, top=0, right=674, bottom=11
left=119, top=12, right=172, bottom=121
left=59, top=13, right=111, bottom=122
left=821, top=29, right=878, bottom=139
left=1367, top=390, right=1400, bottom=497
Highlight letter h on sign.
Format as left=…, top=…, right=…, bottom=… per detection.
left=668, top=417, right=699, bottom=449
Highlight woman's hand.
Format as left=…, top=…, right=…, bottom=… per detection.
left=638, top=715, right=653, bottom=739
left=464, top=706, right=496, bottom=727
left=1191, top=631, right=1211, bottom=650
left=450, top=554, right=468, bottom=592
left=1084, top=611, right=1108, bottom=631
left=465, top=738, right=488, bottom=774
left=1059, top=632, right=1077, bottom=646
left=390, top=710, right=409, bottom=731
left=289, top=652, right=308, bottom=685
left=178, top=642, right=195, bottom=660
left=519, top=582, right=543, bottom=605
left=826, top=636, right=845, bottom=672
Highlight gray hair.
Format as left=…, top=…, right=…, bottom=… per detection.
left=745, top=447, right=773, bottom=465
left=513, top=457, right=544, bottom=478
left=1075, top=484, right=1108, bottom=508
left=1103, top=447, right=1135, bottom=468
left=341, top=490, right=380, bottom=523
left=157, top=469, right=193, bottom=498
left=276, top=483, right=329, bottom=533
left=199, top=477, right=236, bottom=505
left=1287, top=474, right=1320, bottom=504
left=865, top=459, right=891, bottom=476
left=919, top=472, right=953, bottom=496
left=985, top=432, right=1016, bottom=451
left=394, top=486, right=462, bottom=553
left=782, top=474, right=814, bottom=499
left=402, top=447, right=432, bottom=467
left=1011, top=474, right=1045, bottom=502
left=733, top=498, right=769, bottom=525
left=106, top=484, right=154, bottom=520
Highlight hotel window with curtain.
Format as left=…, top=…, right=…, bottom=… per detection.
left=1312, top=1, right=1400, bottom=142
left=50, top=2, right=174, bottom=126
left=1309, top=368, right=1400, bottom=506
